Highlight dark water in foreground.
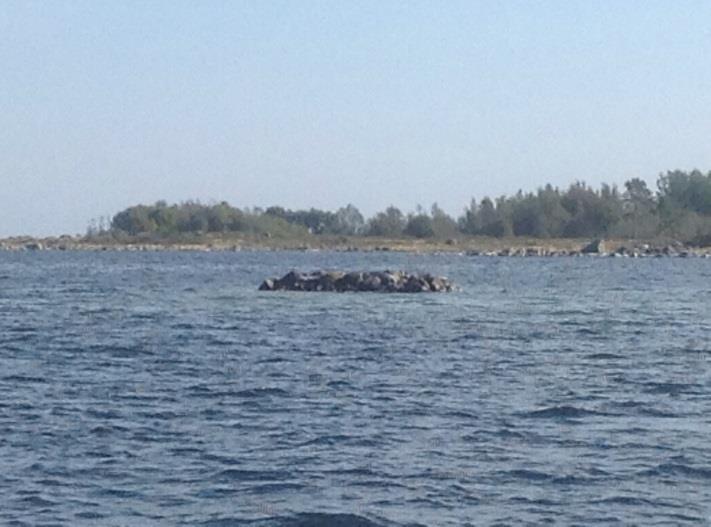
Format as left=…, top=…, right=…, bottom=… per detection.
left=1, top=251, right=711, bottom=526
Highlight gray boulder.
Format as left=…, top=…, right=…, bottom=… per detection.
left=259, top=270, right=454, bottom=293
left=581, top=239, right=607, bottom=254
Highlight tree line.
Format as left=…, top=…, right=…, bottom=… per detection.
left=97, top=170, right=711, bottom=244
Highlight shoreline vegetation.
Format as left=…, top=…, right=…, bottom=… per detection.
left=3, top=170, right=711, bottom=257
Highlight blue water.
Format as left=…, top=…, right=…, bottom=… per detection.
left=1, top=250, right=711, bottom=526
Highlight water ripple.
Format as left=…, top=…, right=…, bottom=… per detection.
left=1, top=251, right=710, bottom=525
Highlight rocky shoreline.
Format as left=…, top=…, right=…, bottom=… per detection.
left=464, top=239, right=711, bottom=258
left=259, top=270, right=455, bottom=293
left=0, top=236, right=710, bottom=258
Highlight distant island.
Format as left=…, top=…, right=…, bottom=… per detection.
left=2, top=169, right=711, bottom=256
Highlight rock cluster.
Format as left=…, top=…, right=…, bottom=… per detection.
left=465, top=240, right=707, bottom=258
left=581, top=238, right=607, bottom=254
left=2, top=236, right=709, bottom=258
left=259, top=270, right=455, bottom=293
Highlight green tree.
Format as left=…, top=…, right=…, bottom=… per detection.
left=367, top=206, right=406, bottom=236
left=404, top=213, right=434, bottom=238
left=430, top=203, right=458, bottom=238
left=477, top=198, right=501, bottom=236
left=333, top=204, right=365, bottom=235
left=112, top=205, right=156, bottom=235
left=458, top=198, right=479, bottom=235
left=537, top=185, right=569, bottom=237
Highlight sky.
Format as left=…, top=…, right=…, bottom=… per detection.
left=2, top=0, right=711, bottom=236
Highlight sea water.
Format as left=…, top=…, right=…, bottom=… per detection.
left=1, top=250, right=710, bottom=525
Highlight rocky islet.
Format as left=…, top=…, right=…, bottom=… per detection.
left=259, top=270, right=455, bottom=293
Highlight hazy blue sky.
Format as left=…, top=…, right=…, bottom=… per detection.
left=2, top=0, right=711, bottom=236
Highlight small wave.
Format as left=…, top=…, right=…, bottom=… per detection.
left=138, top=410, right=182, bottom=419
left=505, top=469, right=552, bottom=481
left=84, top=408, right=122, bottom=420
left=34, top=478, right=63, bottom=487
left=199, top=452, right=241, bottom=465
left=75, top=511, right=106, bottom=519
left=17, top=495, right=58, bottom=507
left=607, top=399, right=644, bottom=409
left=521, top=405, right=608, bottom=419
left=200, top=512, right=400, bottom=527
left=171, top=322, right=196, bottom=330
left=130, top=311, right=160, bottom=321
left=659, top=512, right=706, bottom=522
left=461, top=428, right=525, bottom=442
left=84, top=408, right=123, bottom=419
left=102, top=344, right=152, bottom=358
left=297, top=434, right=355, bottom=447
left=245, top=482, right=306, bottom=494
left=185, top=386, right=288, bottom=399
left=443, top=410, right=477, bottom=419
left=89, top=424, right=129, bottom=435
left=6, top=325, right=37, bottom=333
left=448, top=332, right=480, bottom=343
left=508, top=496, right=560, bottom=506
left=642, top=382, right=699, bottom=395
left=501, top=470, right=596, bottom=486
left=235, top=387, right=289, bottom=398
left=280, top=513, right=410, bottom=527
left=326, top=380, right=353, bottom=389
left=2, top=374, right=47, bottom=384
left=493, top=428, right=526, bottom=439
left=79, top=306, right=113, bottom=316
left=636, top=407, right=679, bottom=418
left=212, top=469, right=292, bottom=482
left=592, top=496, right=681, bottom=508
left=3, top=333, right=35, bottom=343
left=640, top=462, right=711, bottom=480
left=322, top=467, right=378, bottom=477
left=93, top=488, right=142, bottom=499
left=257, top=356, right=292, bottom=364
left=586, top=353, right=623, bottom=360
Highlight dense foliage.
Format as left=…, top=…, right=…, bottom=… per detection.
left=100, top=170, right=711, bottom=244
